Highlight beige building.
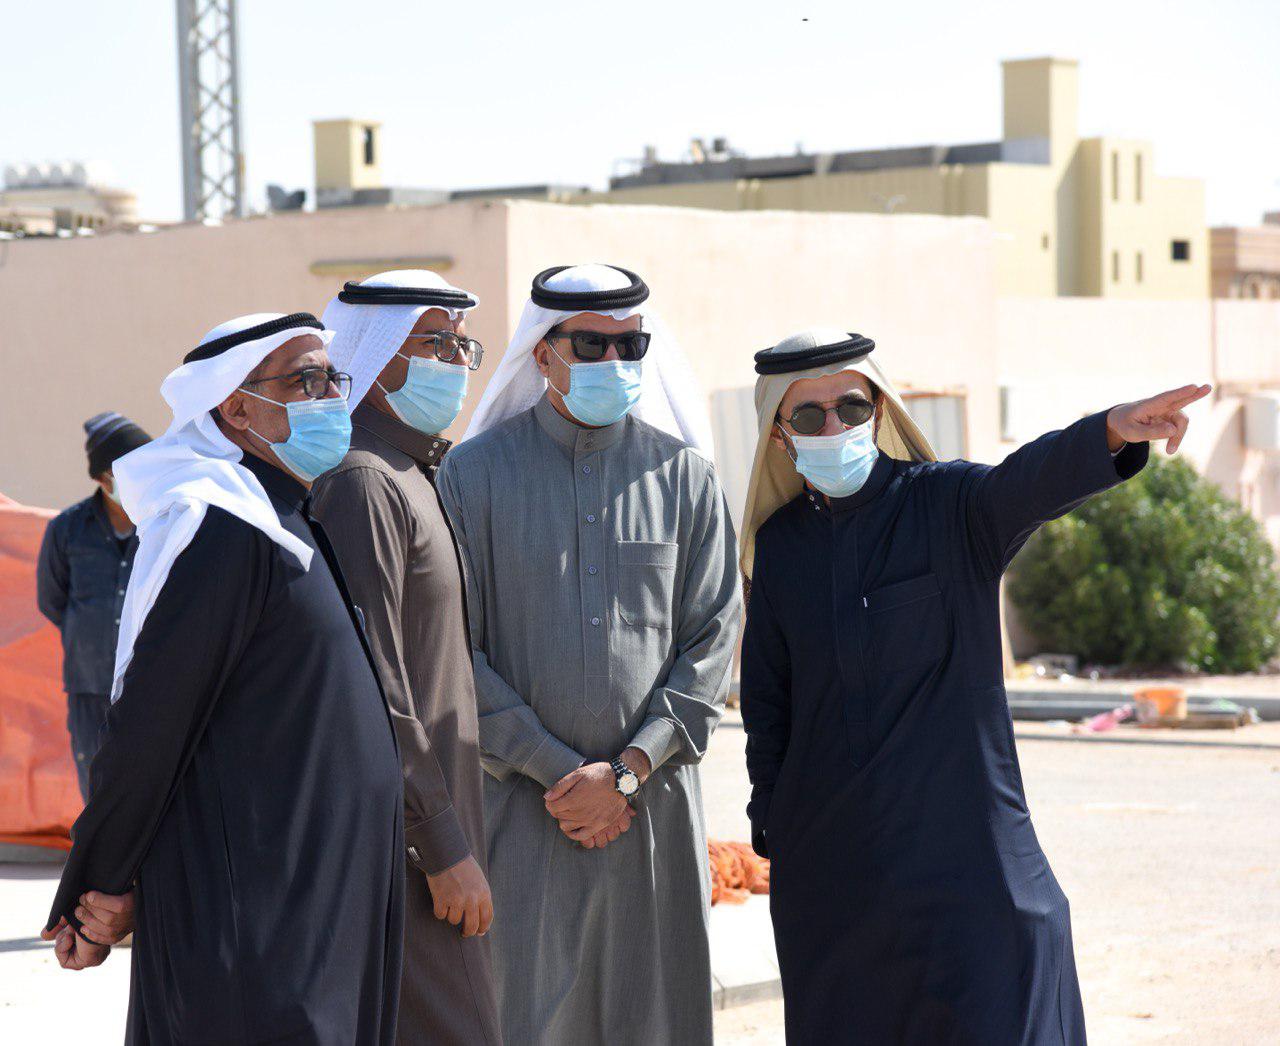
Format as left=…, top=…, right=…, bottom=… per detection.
left=589, top=58, right=1208, bottom=300
left=0, top=162, right=139, bottom=236
left=0, top=199, right=1276, bottom=551
left=1211, top=214, right=1280, bottom=299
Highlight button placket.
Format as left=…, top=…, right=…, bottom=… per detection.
left=576, top=442, right=609, bottom=714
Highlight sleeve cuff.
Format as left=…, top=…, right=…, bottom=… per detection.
left=1113, top=439, right=1149, bottom=480
left=523, top=733, right=586, bottom=790
left=405, top=806, right=471, bottom=876
left=628, top=716, right=681, bottom=774
left=1087, top=408, right=1149, bottom=483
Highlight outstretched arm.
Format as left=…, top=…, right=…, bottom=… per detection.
left=965, top=384, right=1210, bottom=576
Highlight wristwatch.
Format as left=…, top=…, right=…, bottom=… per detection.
left=611, top=757, right=640, bottom=799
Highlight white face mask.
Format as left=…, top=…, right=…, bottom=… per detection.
left=785, top=419, right=879, bottom=498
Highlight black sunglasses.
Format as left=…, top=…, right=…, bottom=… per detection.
left=242, top=366, right=352, bottom=401
left=780, top=395, right=875, bottom=436
left=544, top=330, right=651, bottom=362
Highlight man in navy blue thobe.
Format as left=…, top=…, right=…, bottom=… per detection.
left=738, top=329, right=1210, bottom=1044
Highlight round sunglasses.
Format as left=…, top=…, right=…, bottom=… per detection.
left=780, top=395, right=876, bottom=435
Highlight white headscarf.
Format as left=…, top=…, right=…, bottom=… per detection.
left=322, top=270, right=479, bottom=409
left=109, top=313, right=333, bottom=701
left=462, top=263, right=714, bottom=456
left=739, top=328, right=937, bottom=581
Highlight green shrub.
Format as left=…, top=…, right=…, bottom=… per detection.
left=1007, top=457, right=1280, bottom=672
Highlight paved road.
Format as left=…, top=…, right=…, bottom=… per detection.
left=710, top=717, right=1280, bottom=1044
left=3, top=720, right=1277, bottom=1044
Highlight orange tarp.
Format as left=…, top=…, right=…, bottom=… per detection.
left=0, top=494, right=78, bottom=848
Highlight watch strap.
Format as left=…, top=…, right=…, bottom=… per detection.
left=610, top=757, right=639, bottom=797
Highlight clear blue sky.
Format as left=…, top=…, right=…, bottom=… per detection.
left=2, top=0, right=1276, bottom=225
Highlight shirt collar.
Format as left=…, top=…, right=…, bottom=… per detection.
left=831, top=450, right=894, bottom=512
left=352, top=401, right=451, bottom=468
left=534, top=393, right=628, bottom=456
left=239, top=448, right=307, bottom=510
left=88, top=486, right=132, bottom=537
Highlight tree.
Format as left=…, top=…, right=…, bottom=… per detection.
left=1008, top=458, right=1280, bottom=673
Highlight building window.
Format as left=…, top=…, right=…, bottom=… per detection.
left=1041, top=233, right=1050, bottom=251
left=903, top=392, right=967, bottom=460
left=1136, top=251, right=1144, bottom=283
left=363, top=126, right=376, bottom=166
left=1171, top=239, right=1191, bottom=262
left=1111, top=151, right=1119, bottom=202
left=1112, top=250, right=1121, bottom=282
left=1134, top=154, right=1143, bottom=202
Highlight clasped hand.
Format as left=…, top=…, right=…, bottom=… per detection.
left=545, top=753, right=648, bottom=849
left=41, top=889, right=136, bottom=971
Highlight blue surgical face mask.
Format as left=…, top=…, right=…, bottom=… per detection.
left=547, top=344, right=643, bottom=427
left=786, top=418, right=879, bottom=498
left=377, top=354, right=468, bottom=435
left=242, top=391, right=352, bottom=482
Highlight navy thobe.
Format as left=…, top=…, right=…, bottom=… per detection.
left=46, top=453, right=404, bottom=1045
left=741, top=409, right=1147, bottom=1045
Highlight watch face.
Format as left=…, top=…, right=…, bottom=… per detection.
left=619, top=772, right=639, bottom=796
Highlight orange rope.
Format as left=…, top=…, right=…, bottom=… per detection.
left=708, top=840, right=770, bottom=905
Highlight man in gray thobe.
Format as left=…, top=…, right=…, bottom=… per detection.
left=438, top=263, right=740, bottom=1045
left=312, top=271, right=502, bottom=1045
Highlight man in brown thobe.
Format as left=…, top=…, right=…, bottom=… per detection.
left=312, top=271, right=501, bottom=1045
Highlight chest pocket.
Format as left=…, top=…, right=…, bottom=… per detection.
left=617, top=540, right=679, bottom=630
left=865, top=572, right=945, bottom=675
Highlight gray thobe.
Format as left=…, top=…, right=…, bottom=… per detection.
left=436, top=395, right=741, bottom=1046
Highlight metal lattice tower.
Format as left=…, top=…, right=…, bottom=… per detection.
left=176, top=0, right=245, bottom=221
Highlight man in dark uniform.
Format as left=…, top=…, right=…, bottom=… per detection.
left=41, top=313, right=405, bottom=1046
left=738, top=328, right=1209, bottom=1044
left=37, top=412, right=151, bottom=799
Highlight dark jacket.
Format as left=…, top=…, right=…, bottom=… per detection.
left=36, top=492, right=137, bottom=696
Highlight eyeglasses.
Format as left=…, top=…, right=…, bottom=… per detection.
left=779, top=396, right=875, bottom=435
left=544, top=330, right=651, bottom=362
left=241, top=366, right=352, bottom=401
left=402, top=331, right=484, bottom=371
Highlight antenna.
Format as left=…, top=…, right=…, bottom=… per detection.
left=176, top=0, right=245, bottom=221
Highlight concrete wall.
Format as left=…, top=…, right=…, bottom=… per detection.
left=995, top=298, right=1280, bottom=516
left=0, top=200, right=1001, bottom=512
left=0, top=201, right=512, bottom=507
left=997, top=296, right=1215, bottom=446
left=1214, top=299, right=1280, bottom=387
left=504, top=202, right=1003, bottom=509
left=2, top=199, right=1272, bottom=532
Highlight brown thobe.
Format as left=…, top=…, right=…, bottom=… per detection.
left=312, top=402, right=501, bottom=1046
